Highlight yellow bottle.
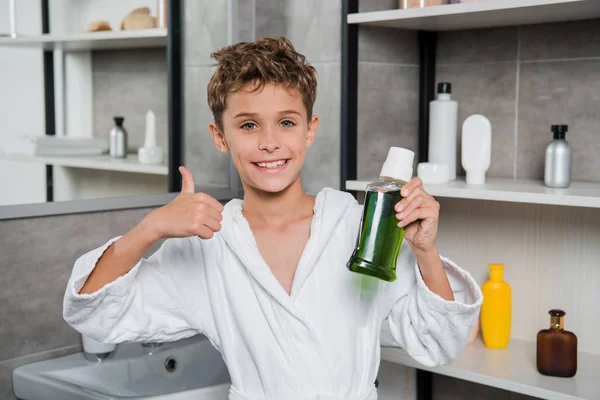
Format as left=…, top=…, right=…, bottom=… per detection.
left=481, top=264, right=511, bottom=348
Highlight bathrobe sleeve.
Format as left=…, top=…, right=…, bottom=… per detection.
left=63, top=235, right=212, bottom=344
left=382, top=241, right=483, bottom=367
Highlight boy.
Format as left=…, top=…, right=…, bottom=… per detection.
left=64, top=37, right=482, bottom=400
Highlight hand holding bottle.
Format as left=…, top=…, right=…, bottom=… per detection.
left=394, top=177, right=440, bottom=254
left=142, top=166, right=224, bottom=241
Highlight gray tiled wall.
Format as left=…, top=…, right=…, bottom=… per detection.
left=183, top=0, right=232, bottom=188
left=0, top=207, right=155, bottom=399
left=92, top=48, right=168, bottom=151
left=435, top=20, right=600, bottom=182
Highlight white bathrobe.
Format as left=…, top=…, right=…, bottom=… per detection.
left=63, top=188, right=482, bottom=400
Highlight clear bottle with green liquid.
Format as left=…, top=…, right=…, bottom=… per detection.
left=347, top=147, right=415, bottom=282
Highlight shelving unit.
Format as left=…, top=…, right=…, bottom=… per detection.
left=1, top=153, right=168, bottom=176
left=0, top=0, right=184, bottom=203
left=346, top=178, right=600, bottom=208
left=341, top=1, right=600, bottom=399
left=348, top=0, right=600, bottom=31
left=380, top=339, right=599, bottom=400
left=0, top=28, right=167, bottom=51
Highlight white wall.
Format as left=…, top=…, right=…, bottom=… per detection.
left=0, top=0, right=46, bottom=206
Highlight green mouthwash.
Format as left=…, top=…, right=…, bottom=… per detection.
left=347, top=147, right=415, bottom=282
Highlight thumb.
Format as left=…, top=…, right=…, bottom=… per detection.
left=179, top=166, right=195, bottom=194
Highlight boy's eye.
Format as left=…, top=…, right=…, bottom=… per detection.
left=280, top=120, right=295, bottom=128
left=241, top=122, right=257, bottom=130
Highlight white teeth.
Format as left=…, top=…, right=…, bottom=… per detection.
left=256, top=160, right=286, bottom=169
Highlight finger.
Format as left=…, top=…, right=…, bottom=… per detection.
left=179, top=166, right=195, bottom=194
left=195, top=224, right=216, bottom=239
left=400, top=177, right=424, bottom=197
left=395, top=186, right=433, bottom=212
left=201, top=204, right=224, bottom=223
left=194, top=192, right=225, bottom=212
left=396, top=193, right=429, bottom=221
left=398, top=206, right=438, bottom=228
left=202, top=214, right=223, bottom=232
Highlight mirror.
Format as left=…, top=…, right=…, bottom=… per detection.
left=0, top=0, right=239, bottom=214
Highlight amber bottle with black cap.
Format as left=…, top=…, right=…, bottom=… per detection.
left=536, top=309, right=577, bottom=377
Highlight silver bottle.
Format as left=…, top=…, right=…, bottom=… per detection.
left=109, top=116, right=128, bottom=158
left=544, top=125, right=571, bottom=188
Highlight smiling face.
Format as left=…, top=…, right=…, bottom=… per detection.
left=209, top=82, right=318, bottom=194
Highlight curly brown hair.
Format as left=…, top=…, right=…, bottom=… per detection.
left=207, top=37, right=318, bottom=130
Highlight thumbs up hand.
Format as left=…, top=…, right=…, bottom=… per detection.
left=143, top=166, right=225, bottom=240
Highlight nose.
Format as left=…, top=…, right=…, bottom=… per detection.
left=258, top=126, right=281, bottom=153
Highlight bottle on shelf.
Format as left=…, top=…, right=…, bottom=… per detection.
left=461, top=114, right=491, bottom=185
left=428, top=82, right=458, bottom=181
left=537, top=309, right=578, bottom=378
left=480, top=263, right=511, bottom=349
left=544, top=124, right=572, bottom=189
left=109, top=116, right=128, bottom=159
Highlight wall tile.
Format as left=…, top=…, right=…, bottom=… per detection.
left=313, top=62, right=341, bottom=144
left=520, top=19, right=600, bottom=61
left=436, top=62, right=517, bottom=178
left=302, top=62, right=342, bottom=193
left=256, top=0, right=341, bottom=63
left=517, top=60, right=600, bottom=181
left=359, top=0, right=397, bottom=13
left=184, top=0, right=230, bottom=66
left=184, top=66, right=231, bottom=187
left=357, top=63, right=419, bottom=181
left=1, top=345, right=80, bottom=400
left=302, top=135, right=340, bottom=194
left=286, top=0, right=341, bottom=63
left=309, top=61, right=341, bottom=192
left=0, top=208, right=152, bottom=362
left=93, top=70, right=168, bottom=151
left=437, top=27, right=518, bottom=65
left=255, top=0, right=287, bottom=40
left=237, top=0, right=255, bottom=42
left=359, top=27, right=418, bottom=65
left=92, top=48, right=167, bottom=74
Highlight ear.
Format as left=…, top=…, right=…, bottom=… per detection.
left=306, top=115, right=319, bottom=148
left=209, top=122, right=229, bottom=153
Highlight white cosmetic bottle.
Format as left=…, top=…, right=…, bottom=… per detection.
left=461, top=114, right=492, bottom=185
left=428, top=82, right=459, bottom=180
left=138, top=110, right=164, bottom=165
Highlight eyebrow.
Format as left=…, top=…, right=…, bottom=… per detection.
left=233, top=110, right=302, bottom=119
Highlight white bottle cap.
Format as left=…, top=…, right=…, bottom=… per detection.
left=379, top=147, right=415, bottom=183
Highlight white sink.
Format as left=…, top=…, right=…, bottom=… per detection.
left=12, top=335, right=231, bottom=400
